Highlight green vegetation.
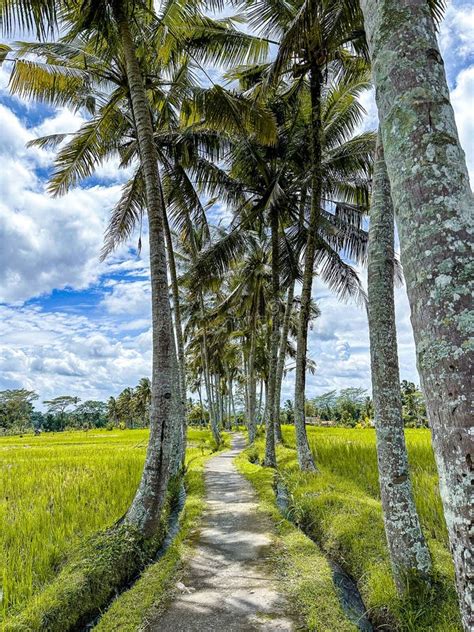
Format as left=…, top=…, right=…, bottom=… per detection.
left=240, top=426, right=461, bottom=632
left=299, top=383, right=428, bottom=428
left=3, top=521, right=165, bottom=632
left=95, top=436, right=229, bottom=631
left=0, top=428, right=217, bottom=621
left=235, top=450, right=356, bottom=631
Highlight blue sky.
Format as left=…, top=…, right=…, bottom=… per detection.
left=0, top=1, right=472, bottom=406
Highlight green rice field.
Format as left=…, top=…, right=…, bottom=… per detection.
left=244, top=426, right=460, bottom=631
left=0, top=428, right=215, bottom=619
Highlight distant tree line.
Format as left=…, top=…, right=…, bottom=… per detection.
left=0, top=378, right=151, bottom=434
left=0, top=379, right=428, bottom=435
left=281, top=381, right=428, bottom=428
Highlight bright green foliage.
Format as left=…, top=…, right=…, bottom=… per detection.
left=95, top=442, right=226, bottom=631
left=2, top=521, right=164, bottom=632
left=243, top=426, right=461, bottom=631
left=0, top=428, right=216, bottom=620
left=235, top=449, right=356, bottom=631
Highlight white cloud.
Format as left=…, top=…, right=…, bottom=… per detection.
left=0, top=1, right=472, bottom=405
left=439, top=2, right=474, bottom=74
left=102, top=280, right=151, bottom=316
left=450, top=66, right=474, bottom=183
left=0, top=304, right=151, bottom=405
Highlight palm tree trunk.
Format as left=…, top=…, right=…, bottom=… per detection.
left=294, top=62, right=322, bottom=472
left=368, top=134, right=432, bottom=590
left=264, top=208, right=280, bottom=465
left=242, top=349, right=250, bottom=423
left=198, top=384, right=204, bottom=426
left=169, top=344, right=185, bottom=476
left=230, top=377, right=237, bottom=428
left=227, top=372, right=233, bottom=429
left=257, top=378, right=264, bottom=423
left=201, top=338, right=219, bottom=443
left=185, top=217, right=220, bottom=445
left=247, top=312, right=258, bottom=443
left=274, top=281, right=295, bottom=442
left=117, top=12, right=175, bottom=536
left=162, top=206, right=186, bottom=472
left=361, top=2, right=473, bottom=625
left=261, top=379, right=268, bottom=430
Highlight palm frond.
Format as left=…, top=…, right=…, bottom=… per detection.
left=182, top=85, right=277, bottom=146
left=101, top=168, right=145, bottom=261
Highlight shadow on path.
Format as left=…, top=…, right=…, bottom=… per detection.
left=149, top=434, right=294, bottom=632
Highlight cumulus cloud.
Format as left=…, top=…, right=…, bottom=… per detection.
left=102, top=280, right=151, bottom=317
left=450, top=66, right=474, bottom=182
left=0, top=1, right=472, bottom=404
left=439, top=2, right=474, bottom=78
left=0, top=304, right=151, bottom=405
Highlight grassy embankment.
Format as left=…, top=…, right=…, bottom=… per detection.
left=0, top=428, right=222, bottom=628
left=95, top=435, right=230, bottom=631
left=237, top=425, right=461, bottom=632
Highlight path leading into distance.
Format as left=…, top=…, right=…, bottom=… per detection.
left=150, top=434, right=295, bottom=631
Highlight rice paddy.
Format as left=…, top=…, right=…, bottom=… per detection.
left=0, top=428, right=215, bottom=619
left=243, top=426, right=460, bottom=631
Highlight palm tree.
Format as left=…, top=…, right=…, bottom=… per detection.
left=199, top=63, right=372, bottom=465
left=134, top=378, right=151, bottom=426
left=367, top=134, right=432, bottom=590
left=240, top=0, right=370, bottom=470
left=360, top=0, right=473, bottom=624
left=3, top=0, right=274, bottom=531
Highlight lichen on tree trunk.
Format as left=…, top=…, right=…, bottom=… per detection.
left=360, top=0, right=473, bottom=627
left=294, top=62, right=322, bottom=472
left=368, top=133, right=432, bottom=591
left=117, top=11, right=176, bottom=538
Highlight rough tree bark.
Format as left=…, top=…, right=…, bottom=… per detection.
left=274, top=281, right=295, bottom=442
left=368, top=134, right=432, bottom=591
left=360, top=1, right=473, bottom=626
left=163, top=206, right=187, bottom=473
left=264, top=207, right=279, bottom=466
left=117, top=12, right=176, bottom=537
left=294, top=62, right=322, bottom=471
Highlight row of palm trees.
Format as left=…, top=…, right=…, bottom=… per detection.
left=107, top=378, right=151, bottom=428
left=0, top=0, right=471, bottom=628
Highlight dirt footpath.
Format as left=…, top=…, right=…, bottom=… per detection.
left=149, top=434, right=294, bottom=631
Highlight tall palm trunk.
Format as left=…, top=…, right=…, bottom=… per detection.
left=368, top=135, right=432, bottom=590
left=201, top=336, right=219, bottom=443
left=257, top=378, right=264, bottom=422
left=163, top=207, right=186, bottom=472
left=186, top=218, right=220, bottom=445
left=361, top=1, right=473, bottom=626
left=117, top=12, right=176, bottom=536
left=294, top=62, right=322, bottom=471
left=247, top=311, right=258, bottom=443
left=274, top=281, right=295, bottom=442
left=264, top=208, right=279, bottom=466
left=230, top=378, right=237, bottom=428
left=242, top=349, right=250, bottom=421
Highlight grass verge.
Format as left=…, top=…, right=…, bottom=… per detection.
left=93, top=435, right=230, bottom=631
left=2, top=516, right=168, bottom=632
left=243, top=427, right=461, bottom=632
left=1, top=432, right=228, bottom=632
left=235, top=449, right=357, bottom=632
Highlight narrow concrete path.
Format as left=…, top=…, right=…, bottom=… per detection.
left=150, top=434, right=294, bottom=632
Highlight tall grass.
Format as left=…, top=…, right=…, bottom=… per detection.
left=0, top=428, right=213, bottom=619
left=248, top=426, right=460, bottom=631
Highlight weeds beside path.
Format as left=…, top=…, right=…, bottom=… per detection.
left=146, top=434, right=295, bottom=632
